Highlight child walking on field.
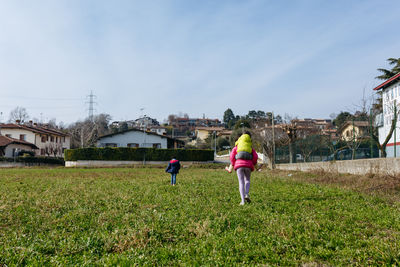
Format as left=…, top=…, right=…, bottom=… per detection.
left=165, top=156, right=181, bottom=186
left=225, top=133, right=253, bottom=173
left=229, top=132, right=258, bottom=205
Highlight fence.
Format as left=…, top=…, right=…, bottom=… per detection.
left=274, top=143, right=379, bottom=164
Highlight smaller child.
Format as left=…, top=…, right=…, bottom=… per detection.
left=165, top=156, right=181, bottom=186
left=225, top=133, right=253, bottom=173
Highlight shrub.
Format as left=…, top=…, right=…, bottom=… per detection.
left=64, top=148, right=214, bottom=162
left=0, top=156, right=65, bottom=165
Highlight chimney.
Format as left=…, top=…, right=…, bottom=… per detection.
left=16, top=120, right=21, bottom=125
left=29, top=120, right=33, bottom=126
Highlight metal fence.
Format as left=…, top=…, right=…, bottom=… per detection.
left=275, top=144, right=379, bottom=164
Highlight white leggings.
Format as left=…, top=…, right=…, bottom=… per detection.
left=236, top=167, right=251, bottom=202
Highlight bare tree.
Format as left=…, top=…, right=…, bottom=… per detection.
left=283, top=122, right=297, bottom=163
left=253, top=125, right=287, bottom=169
left=296, top=134, right=323, bottom=162
left=371, top=103, right=399, bottom=157
left=9, top=106, right=29, bottom=123
left=45, top=142, right=62, bottom=157
left=339, top=120, right=369, bottom=159
left=363, top=91, right=399, bottom=158
left=67, top=113, right=112, bottom=148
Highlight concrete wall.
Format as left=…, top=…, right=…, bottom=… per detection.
left=276, top=158, right=400, bottom=175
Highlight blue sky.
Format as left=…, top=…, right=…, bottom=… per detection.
left=1, top=0, right=399, bottom=124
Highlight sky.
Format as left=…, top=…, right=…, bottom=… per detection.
left=1, top=0, right=400, bottom=125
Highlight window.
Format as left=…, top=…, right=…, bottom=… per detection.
left=50, top=136, right=54, bottom=142
left=40, top=149, right=45, bottom=155
left=5, top=134, right=11, bottom=138
left=127, top=143, right=139, bottom=148
left=56, top=137, right=58, bottom=143
left=19, top=134, right=26, bottom=141
left=41, top=136, right=46, bottom=143
left=153, top=143, right=161, bottom=148
left=105, top=143, right=118, bottom=147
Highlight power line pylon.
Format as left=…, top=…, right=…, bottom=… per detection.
left=86, top=90, right=97, bottom=121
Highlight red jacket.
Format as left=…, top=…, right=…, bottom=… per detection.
left=230, top=146, right=258, bottom=171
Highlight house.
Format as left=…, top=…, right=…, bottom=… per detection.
left=338, top=121, right=369, bottom=142
left=97, top=128, right=184, bottom=149
left=168, top=116, right=223, bottom=136
left=373, top=72, right=400, bottom=157
left=0, top=123, right=70, bottom=157
left=0, top=135, right=39, bottom=157
left=195, top=127, right=225, bottom=141
left=148, top=126, right=167, bottom=136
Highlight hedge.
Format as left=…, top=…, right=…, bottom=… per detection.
left=64, top=147, right=214, bottom=162
left=0, top=156, right=65, bottom=165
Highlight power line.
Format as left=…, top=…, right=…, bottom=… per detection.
left=3, top=95, right=82, bottom=101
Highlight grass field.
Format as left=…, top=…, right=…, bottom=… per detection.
left=1, top=167, right=400, bottom=266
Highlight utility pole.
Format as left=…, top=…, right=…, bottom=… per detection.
left=271, top=112, right=276, bottom=169
left=394, top=100, right=397, bottom=158
left=370, top=109, right=373, bottom=158
left=352, top=118, right=355, bottom=160
left=86, top=91, right=97, bottom=121
left=214, top=131, right=217, bottom=157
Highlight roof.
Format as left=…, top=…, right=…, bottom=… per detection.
left=373, top=72, right=400, bottom=91
left=195, top=127, right=225, bottom=131
left=338, top=121, right=369, bottom=132
left=0, top=135, right=39, bottom=149
left=0, top=123, right=69, bottom=137
left=97, top=128, right=182, bottom=142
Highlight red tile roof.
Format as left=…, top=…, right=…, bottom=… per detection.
left=0, top=123, right=68, bottom=136
left=0, top=135, right=38, bottom=149
left=373, top=72, right=400, bottom=91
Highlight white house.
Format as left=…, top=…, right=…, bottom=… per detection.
left=97, top=128, right=184, bottom=149
left=373, top=72, right=400, bottom=157
left=0, top=123, right=71, bottom=157
left=149, top=126, right=167, bottom=136
left=0, top=135, right=39, bottom=157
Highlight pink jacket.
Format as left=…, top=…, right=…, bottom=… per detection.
left=230, top=146, right=258, bottom=171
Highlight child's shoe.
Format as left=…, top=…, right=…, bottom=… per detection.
left=239, top=201, right=245, bottom=206
left=245, top=195, right=251, bottom=203
left=225, top=166, right=232, bottom=173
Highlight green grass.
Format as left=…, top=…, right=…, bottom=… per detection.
left=0, top=167, right=400, bottom=265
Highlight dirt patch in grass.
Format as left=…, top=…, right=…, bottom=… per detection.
left=269, top=169, right=400, bottom=201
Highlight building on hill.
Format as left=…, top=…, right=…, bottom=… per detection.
left=337, top=121, right=369, bottom=142
left=97, top=128, right=184, bottom=149
left=289, top=118, right=337, bottom=139
left=373, top=72, right=400, bottom=157
left=292, top=118, right=333, bottom=130
left=148, top=125, right=167, bottom=136
left=168, top=117, right=223, bottom=136
left=0, top=135, right=39, bottom=157
left=111, top=116, right=160, bottom=130
left=195, top=127, right=226, bottom=141
left=134, top=116, right=160, bottom=128
left=0, top=122, right=70, bottom=157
